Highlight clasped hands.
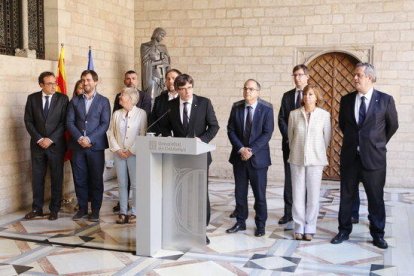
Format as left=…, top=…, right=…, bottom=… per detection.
left=37, top=138, right=53, bottom=149
left=239, top=147, right=253, bottom=161
left=78, top=136, right=92, bottom=148
left=116, top=149, right=133, bottom=159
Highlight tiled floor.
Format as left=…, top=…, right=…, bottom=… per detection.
left=0, top=179, right=413, bottom=275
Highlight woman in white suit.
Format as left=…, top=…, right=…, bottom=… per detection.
left=108, top=87, right=147, bottom=224
left=288, top=84, right=331, bottom=241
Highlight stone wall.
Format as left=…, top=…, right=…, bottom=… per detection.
left=0, top=0, right=135, bottom=215
left=134, top=0, right=414, bottom=187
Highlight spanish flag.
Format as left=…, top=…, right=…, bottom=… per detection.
left=56, top=44, right=71, bottom=161
left=56, top=44, right=67, bottom=95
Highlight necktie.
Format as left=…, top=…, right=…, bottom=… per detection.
left=183, top=102, right=189, bottom=133
left=243, top=106, right=252, bottom=146
left=358, top=96, right=366, bottom=126
left=295, top=90, right=302, bottom=108
left=43, top=95, right=50, bottom=118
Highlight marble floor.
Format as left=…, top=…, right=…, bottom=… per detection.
left=0, top=178, right=413, bottom=275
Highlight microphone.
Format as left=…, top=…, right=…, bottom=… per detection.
left=146, top=108, right=171, bottom=133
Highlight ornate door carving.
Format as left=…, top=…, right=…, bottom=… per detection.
left=307, top=52, right=359, bottom=180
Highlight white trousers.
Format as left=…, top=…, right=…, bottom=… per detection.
left=290, top=164, right=324, bottom=234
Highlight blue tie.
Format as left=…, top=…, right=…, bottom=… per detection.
left=358, top=96, right=366, bottom=127
left=43, top=96, right=50, bottom=118
left=243, top=106, right=252, bottom=146
left=183, top=102, right=189, bottom=133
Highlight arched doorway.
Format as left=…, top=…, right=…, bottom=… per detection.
left=307, top=52, right=359, bottom=180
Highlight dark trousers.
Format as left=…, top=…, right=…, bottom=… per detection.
left=282, top=149, right=293, bottom=217
left=31, top=147, right=64, bottom=213
left=72, top=149, right=105, bottom=213
left=351, top=189, right=360, bottom=219
left=233, top=161, right=268, bottom=229
left=338, top=154, right=386, bottom=239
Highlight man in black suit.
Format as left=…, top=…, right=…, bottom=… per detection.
left=24, top=71, right=69, bottom=220
left=112, top=70, right=152, bottom=213
left=226, top=79, right=274, bottom=237
left=161, top=74, right=219, bottom=244
left=331, top=63, right=398, bottom=249
left=149, top=68, right=182, bottom=135
left=67, top=70, right=111, bottom=222
left=277, top=64, right=308, bottom=224
left=113, top=70, right=151, bottom=115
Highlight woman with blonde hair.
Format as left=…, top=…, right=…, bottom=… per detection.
left=108, top=87, right=147, bottom=224
left=288, top=84, right=331, bottom=241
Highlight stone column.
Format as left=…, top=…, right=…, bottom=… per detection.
left=15, top=0, right=37, bottom=58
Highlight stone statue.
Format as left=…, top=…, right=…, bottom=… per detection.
left=140, top=27, right=171, bottom=101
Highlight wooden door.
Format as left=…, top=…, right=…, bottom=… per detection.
left=307, top=52, right=359, bottom=180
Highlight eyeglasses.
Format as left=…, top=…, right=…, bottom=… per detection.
left=242, top=87, right=258, bottom=92
left=43, top=82, right=57, bottom=86
left=292, top=74, right=306, bottom=78
left=178, top=86, right=193, bottom=92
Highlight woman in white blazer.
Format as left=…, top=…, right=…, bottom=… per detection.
left=288, top=84, right=331, bottom=241
left=108, top=87, right=147, bottom=224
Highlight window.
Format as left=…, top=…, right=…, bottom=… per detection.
left=0, top=0, right=45, bottom=59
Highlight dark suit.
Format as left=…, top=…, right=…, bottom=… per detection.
left=24, top=91, right=69, bottom=213
left=228, top=99, right=274, bottom=229
left=338, top=89, right=398, bottom=239
left=149, top=90, right=171, bottom=135
left=161, top=94, right=219, bottom=225
left=113, top=89, right=151, bottom=115
left=278, top=88, right=296, bottom=218
left=66, top=92, right=111, bottom=213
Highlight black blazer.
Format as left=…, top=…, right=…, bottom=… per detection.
left=161, top=94, right=220, bottom=164
left=113, top=89, right=151, bottom=115
left=278, top=88, right=296, bottom=152
left=24, top=91, right=69, bottom=153
left=228, top=99, right=274, bottom=169
left=339, top=90, right=398, bottom=170
left=149, top=90, right=170, bottom=135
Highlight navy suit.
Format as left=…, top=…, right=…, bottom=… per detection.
left=228, top=99, right=274, bottom=229
left=278, top=89, right=296, bottom=218
left=24, top=91, right=69, bottom=213
left=161, top=94, right=219, bottom=225
left=66, top=93, right=111, bottom=213
left=338, top=89, right=398, bottom=239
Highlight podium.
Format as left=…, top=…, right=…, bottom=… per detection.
left=135, top=136, right=216, bottom=256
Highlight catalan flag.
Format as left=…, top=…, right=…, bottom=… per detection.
left=56, top=44, right=67, bottom=95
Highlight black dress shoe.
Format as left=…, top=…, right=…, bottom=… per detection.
left=88, top=211, right=100, bottom=222
left=229, top=210, right=238, bottom=218
left=373, top=237, right=388, bottom=249
left=331, top=232, right=349, bottom=244
left=48, top=212, right=58, bottom=221
left=278, top=215, right=293, bottom=224
left=226, top=222, right=246, bottom=233
left=24, top=210, right=43, bottom=219
left=206, top=236, right=210, bottom=245
left=254, top=228, right=265, bottom=237
left=351, top=217, right=359, bottom=224
left=72, top=210, right=88, bottom=221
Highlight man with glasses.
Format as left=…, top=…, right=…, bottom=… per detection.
left=277, top=64, right=309, bottom=225
left=226, top=79, right=274, bottom=237
left=161, top=74, right=219, bottom=244
left=331, top=63, right=398, bottom=249
left=24, top=71, right=69, bottom=220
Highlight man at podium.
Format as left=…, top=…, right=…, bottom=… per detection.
left=161, top=73, right=219, bottom=244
